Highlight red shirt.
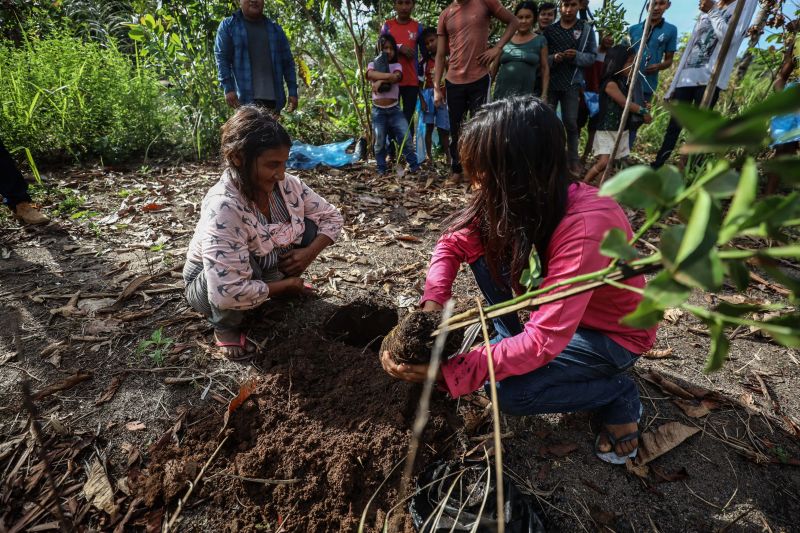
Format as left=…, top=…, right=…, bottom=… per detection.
left=421, top=183, right=657, bottom=397
left=381, top=18, right=422, bottom=87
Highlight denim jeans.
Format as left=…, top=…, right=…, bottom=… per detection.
left=548, top=85, right=582, bottom=166
left=372, top=104, right=419, bottom=173
left=469, top=256, right=641, bottom=425
left=184, top=219, right=318, bottom=331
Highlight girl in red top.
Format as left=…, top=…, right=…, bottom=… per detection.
left=381, top=96, right=657, bottom=464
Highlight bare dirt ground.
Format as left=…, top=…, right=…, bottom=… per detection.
left=1, top=161, right=799, bottom=532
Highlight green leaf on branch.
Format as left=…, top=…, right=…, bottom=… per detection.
left=718, top=158, right=757, bottom=244
left=757, top=313, right=800, bottom=348
left=737, top=84, right=800, bottom=122
left=519, top=246, right=543, bottom=290
left=621, top=298, right=663, bottom=329
left=723, top=260, right=750, bottom=291
left=676, top=188, right=713, bottom=266
left=704, top=319, right=730, bottom=372
left=738, top=192, right=800, bottom=238
left=668, top=102, right=725, bottom=137
left=661, top=226, right=725, bottom=291
left=643, top=271, right=692, bottom=308
left=600, top=228, right=637, bottom=261
left=599, top=165, right=682, bottom=210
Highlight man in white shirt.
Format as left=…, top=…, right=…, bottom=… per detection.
left=652, top=0, right=757, bottom=168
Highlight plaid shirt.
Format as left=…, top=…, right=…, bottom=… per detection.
left=214, top=10, right=297, bottom=111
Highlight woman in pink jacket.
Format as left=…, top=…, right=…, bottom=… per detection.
left=381, top=96, right=656, bottom=464
left=184, top=106, right=343, bottom=358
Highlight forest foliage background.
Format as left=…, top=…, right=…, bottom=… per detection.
left=0, top=0, right=793, bottom=166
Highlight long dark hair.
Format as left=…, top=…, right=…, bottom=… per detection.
left=448, top=96, right=571, bottom=292
left=220, top=105, right=291, bottom=203
left=378, top=33, right=399, bottom=63
left=515, top=1, right=538, bottom=19
left=601, top=44, right=634, bottom=87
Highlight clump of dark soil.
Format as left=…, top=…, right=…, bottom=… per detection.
left=323, top=298, right=399, bottom=350
left=381, top=310, right=465, bottom=365
left=137, top=332, right=465, bottom=532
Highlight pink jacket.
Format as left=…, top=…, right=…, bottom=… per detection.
left=422, top=183, right=657, bottom=398
left=186, top=170, right=343, bottom=310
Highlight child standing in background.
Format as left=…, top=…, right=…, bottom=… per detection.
left=367, top=34, right=421, bottom=176
left=420, top=27, right=451, bottom=166
left=381, top=0, right=423, bottom=128
left=584, top=46, right=651, bottom=183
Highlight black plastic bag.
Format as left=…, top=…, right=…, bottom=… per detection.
left=409, top=460, right=545, bottom=533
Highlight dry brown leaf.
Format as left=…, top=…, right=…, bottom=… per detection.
left=84, top=459, right=117, bottom=516
left=673, top=399, right=711, bottom=418
left=125, top=421, right=146, bottom=431
left=221, top=377, right=258, bottom=433
left=663, top=308, right=684, bottom=323
left=32, top=371, right=92, bottom=400
left=95, top=375, right=124, bottom=406
left=625, top=458, right=650, bottom=478
left=643, top=347, right=674, bottom=359
left=589, top=504, right=619, bottom=526
left=636, top=422, right=700, bottom=465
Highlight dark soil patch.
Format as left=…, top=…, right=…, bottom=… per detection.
left=323, top=298, right=399, bottom=350
left=381, top=310, right=464, bottom=365
left=137, top=333, right=463, bottom=532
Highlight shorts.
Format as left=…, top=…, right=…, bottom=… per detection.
left=421, top=88, right=450, bottom=131
left=593, top=130, right=630, bottom=158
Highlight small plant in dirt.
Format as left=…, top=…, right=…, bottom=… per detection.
left=381, top=310, right=465, bottom=364
left=136, top=327, right=173, bottom=366
left=53, top=188, right=85, bottom=216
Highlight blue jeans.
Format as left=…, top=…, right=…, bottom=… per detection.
left=469, top=256, right=641, bottom=425
left=372, top=104, right=419, bottom=173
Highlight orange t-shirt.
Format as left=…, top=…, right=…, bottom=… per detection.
left=437, top=0, right=504, bottom=85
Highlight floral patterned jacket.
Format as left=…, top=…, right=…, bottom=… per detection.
left=186, top=169, right=343, bottom=310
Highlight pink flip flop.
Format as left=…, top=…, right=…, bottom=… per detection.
left=215, top=331, right=247, bottom=348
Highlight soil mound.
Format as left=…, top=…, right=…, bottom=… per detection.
left=381, top=310, right=465, bottom=365
left=137, top=332, right=459, bottom=532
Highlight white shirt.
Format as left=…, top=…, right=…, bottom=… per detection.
left=667, top=0, right=758, bottom=96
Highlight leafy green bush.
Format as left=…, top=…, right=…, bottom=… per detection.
left=0, top=32, right=176, bottom=162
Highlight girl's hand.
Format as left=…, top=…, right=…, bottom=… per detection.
left=268, top=277, right=315, bottom=297
left=643, top=113, right=653, bottom=124
left=279, top=247, right=316, bottom=276
left=380, top=351, right=440, bottom=383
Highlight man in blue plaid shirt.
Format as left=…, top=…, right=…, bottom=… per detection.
left=215, top=0, right=298, bottom=113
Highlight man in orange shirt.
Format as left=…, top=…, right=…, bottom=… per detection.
left=433, top=0, right=518, bottom=184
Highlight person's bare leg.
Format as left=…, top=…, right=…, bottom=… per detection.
left=582, top=130, right=596, bottom=164
left=584, top=155, right=608, bottom=184
left=425, top=126, right=434, bottom=163
left=440, top=130, right=451, bottom=167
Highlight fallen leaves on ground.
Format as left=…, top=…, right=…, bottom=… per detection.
left=125, top=421, right=146, bottom=431
left=636, top=422, right=700, bottom=466
left=538, top=441, right=578, bottom=458
left=643, top=347, right=674, bottom=359
left=640, top=371, right=695, bottom=400
left=32, top=370, right=92, bottom=400
left=95, top=375, right=125, bottom=405
left=83, top=459, right=117, bottom=516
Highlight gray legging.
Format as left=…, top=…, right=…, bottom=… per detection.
left=184, top=219, right=318, bottom=331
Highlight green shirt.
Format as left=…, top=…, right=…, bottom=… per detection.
left=493, top=34, right=546, bottom=100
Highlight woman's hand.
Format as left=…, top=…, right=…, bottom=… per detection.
left=267, top=276, right=316, bottom=298
left=380, top=350, right=441, bottom=383
left=279, top=247, right=317, bottom=276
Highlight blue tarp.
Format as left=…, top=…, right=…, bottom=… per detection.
left=287, top=139, right=360, bottom=170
